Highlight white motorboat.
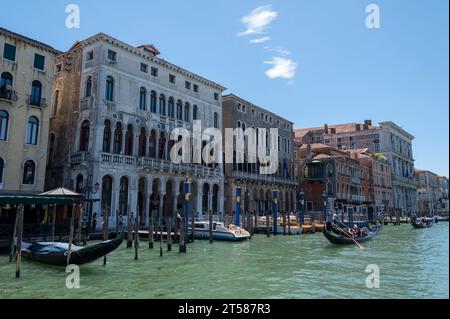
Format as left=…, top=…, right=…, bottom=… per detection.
left=189, top=221, right=251, bottom=241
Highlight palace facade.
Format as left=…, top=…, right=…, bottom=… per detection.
left=45, top=32, right=226, bottom=228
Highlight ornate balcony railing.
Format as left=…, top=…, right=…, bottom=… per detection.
left=27, top=95, right=47, bottom=109
left=0, top=87, right=18, bottom=102
left=99, top=153, right=222, bottom=178
left=70, top=151, right=87, bottom=165
left=230, top=170, right=297, bottom=186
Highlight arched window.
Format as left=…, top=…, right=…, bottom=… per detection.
left=52, top=90, right=59, bottom=116
left=159, top=94, right=166, bottom=116
left=119, top=176, right=129, bottom=214
left=193, top=105, right=198, bottom=120
left=168, top=97, right=175, bottom=118
left=30, top=80, right=42, bottom=106
left=150, top=91, right=157, bottom=113
left=26, top=116, right=39, bottom=145
left=159, top=132, right=166, bottom=159
left=101, top=175, right=113, bottom=213
left=48, top=133, right=55, bottom=165
left=79, top=120, right=90, bottom=151
left=0, top=110, right=9, bottom=141
left=22, top=160, right=36, bottom=185
left=176, top=100, right=183, bottom=120
left=76, top=174, right=84, bottom=193
left=184, top=102, right=190, bottom=122
left=214, top=112, right=219, bottom=129
left=0, top=72, right=13, bottom=100
left=124, top=124, right=134, bottom=156
left=138, top=127, right=147, bottom=157
left=0, top=157, right=4, bottom=184
left=113, top=122, right=123, bottom=154
left=103, top=120, right=111, bottom=152
left=105, top=76, right=114, bottom=101
left=85, top=76, right=92, bottom=98
left=139, top=87, right=146, bottom=110
left=149, top=130, right=157, bottom=158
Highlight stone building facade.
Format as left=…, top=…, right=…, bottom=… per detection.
left=295, top=120, right=417, bottom=216
left=415, top=169, right=449, bottom=217
left=346, top=149, right=393, bottom=215
left=0, top=28, right=59, bottom=193
left=45, top=32, right=226, bottom=229
left=295, top=144, right=373, bottom=220
left=222, top=94, right=297, bottom=216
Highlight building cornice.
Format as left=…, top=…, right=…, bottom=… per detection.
left=61, top=32, right=227, bottom=92
left=0, top=27, right=61, bottom=55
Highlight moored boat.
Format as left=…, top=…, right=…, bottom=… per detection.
left=190, top=221, right=250, bottom=241
left=21, top=228, right=125, bottom=266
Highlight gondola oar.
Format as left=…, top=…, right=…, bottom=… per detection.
left=331, top=222, right=364, bottom=249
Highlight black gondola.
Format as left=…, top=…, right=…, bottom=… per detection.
left=411, top=218, right=433, bottom=229
left=21, top=228, right=125, bottom=266
left=323, top=221, right=383, bottom=245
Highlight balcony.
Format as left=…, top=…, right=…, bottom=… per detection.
left=70, top=152, right=87, bottom=165
left=27, top=95, right=47, bottom=109
left=79, top=97, right=93, bottom=110
left=350, top=176, right=361, bottom=184
left=351, top=195, right=365, bottom=202
left=99, top=153, right=222, bottom=178
left=230, top=170, right=297, bottom=186
left=0, top=87, right=18, bottom=102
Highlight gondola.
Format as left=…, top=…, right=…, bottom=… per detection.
left=21, top=228, right=125, bottom=266
left=411, top=218, right=433, bottom=229
left=323, top=221, right=383, bottom=245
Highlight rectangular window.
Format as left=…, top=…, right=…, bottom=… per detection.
left=214, top=92, right=219, bottom=101
left=87, top=51, right=94, bottom=60
left=242, top=105, right=246, bottom=112
left=193, top=84, right=199, bottom=93
left=3, top=43, right=16, bottom=61
left=34, top=54, right=45, bottom=70
left=140, top=63, right=148, bottom=73
left=237, top=103, right=241, bottom=111
left=337, top=137, right=342, bottom=143
left=151, top=67, right=158, bottom=77
left=185, top=81, right=191, bottom=90
left=107, top=49, right=117, bottom=61
left=169, top=74, right=176, bottom=84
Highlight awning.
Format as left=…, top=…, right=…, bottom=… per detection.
left=40, top=187, right=84, bottom=198
left=0, top=193, right=79, bottom=205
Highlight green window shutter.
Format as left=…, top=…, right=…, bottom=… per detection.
left=3, top=43, right=16, bottom=61
left=34, top=54, right=45, bottom=70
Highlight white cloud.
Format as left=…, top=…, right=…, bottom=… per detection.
left=238, top=5, right=278, bottom=36
left=264, top=57, right=297, bottom=79
left=250, top=36, right=271, bottom=44
left=263, top=45, right=291, bottom=56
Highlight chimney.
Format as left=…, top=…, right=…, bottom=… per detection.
left=324, top=124, right=329, bottom=134
left=355, top=124, right=361, bottom=131
left=306, top=144, right=312, bottom=161
left=364, top=120, right=372, bottom=127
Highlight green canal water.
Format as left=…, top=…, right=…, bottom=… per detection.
left=0, top=223, right=448, bottom=299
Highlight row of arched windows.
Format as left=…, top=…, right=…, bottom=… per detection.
left=0, top=109, right=40, bottom=145
left=93, top=75, right=205, bottom=122
left=1, top=72, right=43, bottom=106
left=0, top=157, right=36, bottom=185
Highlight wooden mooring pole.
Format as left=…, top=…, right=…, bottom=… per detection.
left=288, top=211, right=291, bottom=235
left=148, top=213, right=154, bottom=249
left=179, top=211, right=186, bottom=253
left=266, top=212, right=270, bottom=237
left=134, top=213, right=139, bottom=260
left=282, top=212, right=287, bottom=236
left=15, top=204, right=24, bottom=278
left=167, top=216, right=172, bottom=251
left=51, top=204, right=56, bottom=242
left=103, top=205, right=110, bottom=266
left=9, top=208, right=19, bottom=263
left=66, top=203, right=77, bottom=266
left=126, top=210, right=133, bottom=248
left=209, top=210, right=213, bottom=243
left=76, top=204, right=84, bottom=244
left=190, top=213, right=195, bottom=242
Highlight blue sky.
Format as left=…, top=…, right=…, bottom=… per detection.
left=2, top=0, right=448, bottom=176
